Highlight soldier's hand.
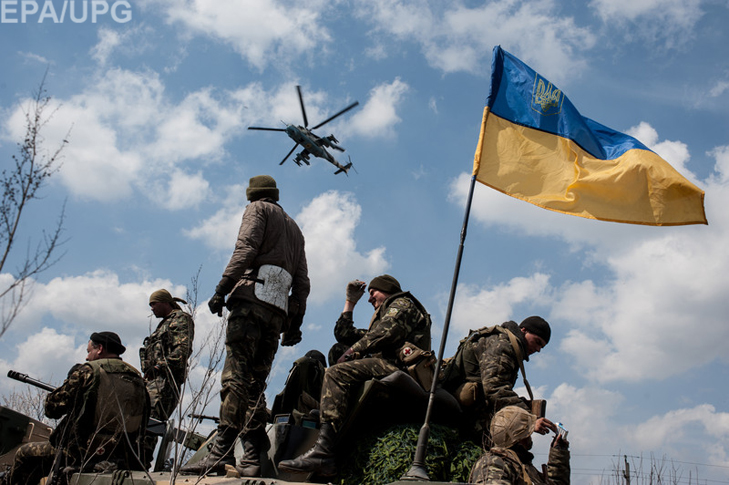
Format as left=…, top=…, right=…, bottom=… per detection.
left=346, top=280, right=366, bottom=304
left=281, top=328, right=302, bottom=347
left=337, top=347, right=354, bottom=364
left=208, top=293, right=226, bottom=316
left=534, top=417, right=556, bottom=435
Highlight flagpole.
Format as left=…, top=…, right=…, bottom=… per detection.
left=402, top=173, right=478, bottom=481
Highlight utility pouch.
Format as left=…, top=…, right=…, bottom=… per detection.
left=398, top=342, right=436, bottom=391
left=528, top=399, right=547, bottom=418
left=453, top=381, right=480, bottom=407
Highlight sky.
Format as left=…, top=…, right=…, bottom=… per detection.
left=0, top=0, right=728, bottom=483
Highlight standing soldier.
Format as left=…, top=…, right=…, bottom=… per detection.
left=181, top=175, right=309, bottom=477
left=7, top=332, right=149, bottom=485
left=140, top=289, right=195, bottom=468
left=279, top=275, right=431, bottom=477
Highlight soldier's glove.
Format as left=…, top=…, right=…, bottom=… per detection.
left=208, top=293, right=226, bottom=316
left=281, top=328, right=302, bottom=347
left=346, top=280, right=366, bottom=304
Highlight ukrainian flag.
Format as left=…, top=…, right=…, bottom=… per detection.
left=473, top=46, right=707, bottom=226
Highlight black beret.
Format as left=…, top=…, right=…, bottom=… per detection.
left=90, top=331, right=126, bottom=355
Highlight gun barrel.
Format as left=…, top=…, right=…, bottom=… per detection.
left=7, top=370, right=56, bottom=392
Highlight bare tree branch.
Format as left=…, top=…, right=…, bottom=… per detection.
left=0, top=70, right=70, bottom=339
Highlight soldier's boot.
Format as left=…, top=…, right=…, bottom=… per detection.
left=235, top=428, right=270, bottom=477
left=179, top=426, right=238, bottom=476
left=277, top=422, right=337, bottom=477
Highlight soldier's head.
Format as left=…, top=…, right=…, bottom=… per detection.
left=149, top=289, right=186, bottom=318
left=87, top=331, right=126, bottom=360
left=490, top=406, right=536, bottom=450
left=519, top=316, right=550, bottom=355
left=367, top=274, right=401, bottom=309
left=246, top=175, right=279, bottom=202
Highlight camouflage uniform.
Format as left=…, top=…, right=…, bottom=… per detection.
left=140, top=308, right=194, bottom=421
left=319, top=291, right=431, bottom=432
left=469, top=445, right=570, bottom=485
left=8, top=359, right=149, bottom=485
left=442, top=321, right=530, bottom=439
left=217, top=195, right=309, bottom=432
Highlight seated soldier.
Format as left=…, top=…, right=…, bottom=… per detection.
left=279, top=275, right=431, bottom=477
left=271, top=350, right=327, bottom=422
left=469, top=406, right=569, bottom=485
left=7, top=332, right=150, bottom=485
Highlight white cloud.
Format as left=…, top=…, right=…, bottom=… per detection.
left=353, top=0, right=595, bottom=83
left=150, top=0, right=332, bottom=70
left=296, top=191, right=389, bottom=304
left=589, top=0, right=703, bottom=49
left=184, top=184, right=246, bottom=251
left=710, top=80, right=729, bottom=98
left=1, top=68, right=246, bottom=204
left=448, top=274, right=553, bottom=337
left=90, top=27, right=122, bottom=65
left=344, top=79, right=410, bottom=138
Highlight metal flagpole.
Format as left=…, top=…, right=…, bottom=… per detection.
left=402, top=173, right=478, bottom=480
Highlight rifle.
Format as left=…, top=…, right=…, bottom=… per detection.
left=7, top=370, right=56, bottom=392
left=188, top=413, right=220, bottom=423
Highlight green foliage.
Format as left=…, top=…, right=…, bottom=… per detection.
left=337, top=424, right=482, bottom=484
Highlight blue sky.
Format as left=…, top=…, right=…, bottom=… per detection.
left=1, top=0, right=728, bottom=483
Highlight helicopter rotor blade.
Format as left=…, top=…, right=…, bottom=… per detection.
left=280, top=144, right=299, bottom=165
left=249, top=127, right=286, bottom=132
left=311, top=101, right=360, bottom=130
left=296, top=85, right=309, bottom=128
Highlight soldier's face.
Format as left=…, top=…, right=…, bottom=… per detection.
left=368, top=289, right=389, bottom=310
left=150, top=301, right=173, bottom=318
left=523, top=330, right=547, bottom=355
left=86, top=340, right=102, bottom=361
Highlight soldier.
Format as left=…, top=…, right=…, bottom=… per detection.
left=440, top=316, right=555, bottom=445
left=469, top=406, right=569, bottom=485
left=180, top=175, right=309, bottom=477
left=278, top=275, right=431, bottom=477
left=140, top=289, right=194, bottom=468
left=7, top=332, right=149, bottom=485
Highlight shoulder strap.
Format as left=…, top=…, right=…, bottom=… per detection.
left=501, top=327, right=534, bottom=401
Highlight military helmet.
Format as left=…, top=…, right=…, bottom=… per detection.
left=490, top=406, right=536, bottom=448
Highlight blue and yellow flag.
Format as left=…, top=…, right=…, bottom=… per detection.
left=473, top=46, right=707, bottom=226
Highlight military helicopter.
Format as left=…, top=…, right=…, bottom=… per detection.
left=248, top=86, right=359, bottom=175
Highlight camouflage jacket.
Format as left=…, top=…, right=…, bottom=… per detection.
left=338, top=291, right=432, bottom=365
left=140, top=309, right=194, bottom=380
left=218, top=198, right=310, bottom=318
left=469, top=445, right=570, bottom=485
left=473, top=321, right=529, bottom=412
left=46, top=359, right=149, bottom=467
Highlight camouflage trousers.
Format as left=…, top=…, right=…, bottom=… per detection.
left=147, top=373, right=183, bottom=422
left=319, top=357, right=399, bottom=432
left=219, top=300, right=284, bottom=432
left=143, top=373, right=183, bottom=467
left=8, top=441, right=56, bottom=485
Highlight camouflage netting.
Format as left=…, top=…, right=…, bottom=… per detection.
left=336, top=423, right=482, bottom=484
